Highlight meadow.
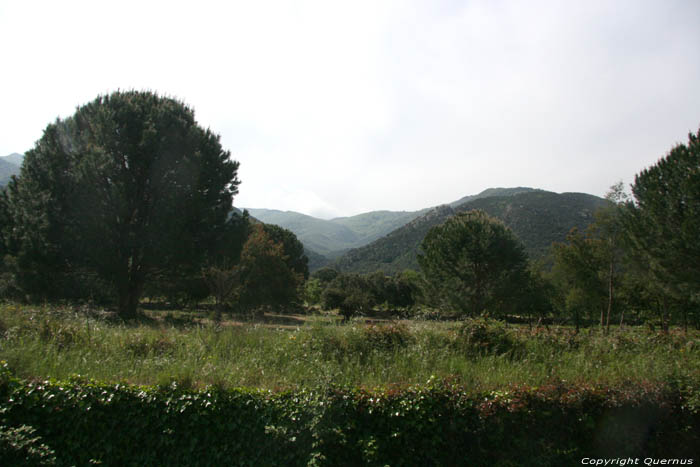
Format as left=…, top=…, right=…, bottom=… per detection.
left=2, top=302, right=698, bottom=393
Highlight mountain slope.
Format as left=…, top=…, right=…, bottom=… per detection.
left=329, top=209, right=428, bottom=245
left=2, top=153, right=24, bottom=167
left=333, top=205, right=456, bottom=274
left=0, top=161, right=19, bottom=187
left=245, top=188, right=537, bottom=262
left=245, top=209, right=360, bottom=257
left=0, top=153, right=24, bottom=187
left=334, top=190, right=607, bottom=274
left=448, top=186, right=536, bottom=207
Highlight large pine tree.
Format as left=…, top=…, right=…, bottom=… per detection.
left=624, top=128, right=700, bottom=308
left=1, top=91, right=240, bottom=318
left=418, top=210, right=529, bottom=316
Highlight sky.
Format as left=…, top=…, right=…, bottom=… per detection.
left=1, top=1, right=699, bottom=219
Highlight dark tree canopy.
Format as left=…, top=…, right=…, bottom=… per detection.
left=418, top=210, right=528, bottom=317
left=236, top=224, right=305, bottom=309
left=261, top=223, right=309, bottom=280
left=1, top=91, right=240, bottom=318
left=624, top=128, right=700, bottom=305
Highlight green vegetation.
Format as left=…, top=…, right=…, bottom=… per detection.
left=0, top=92, right=241, bottom=318
left=2, top=365, right=698, bottom=466
left=1, top=91, right=699, bottom=463
left=419, top=210, right=529, bottom=317
left=1, top=304, right=698, bottom=391
left=1, top=305, right=699, bottom=464
left=334, top=191, right=607, bottom=274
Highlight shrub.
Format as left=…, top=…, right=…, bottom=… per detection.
left=361, top=322, right=413, bottom=350
left=456, top=318, right=523, bottom=356
left=0, top=366, right=698, bottom=465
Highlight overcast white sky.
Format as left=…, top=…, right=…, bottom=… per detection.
left=1, top=1, right=699, bottom=218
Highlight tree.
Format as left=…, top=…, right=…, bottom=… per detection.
left=623, top=128, right=700, bottom=324
left=417, top=210, right=528, bottom=317
left=321, top=273, right=374, bottom=322
left=1, top=91, right=240, bottom=318
left=593, top=182, right=630, bottom=331
left=312, top=267, right=339, bottom=286
left=235, top=224, right=304, bottom=310
left=260, top=223, right=309, bottom=280
left=550, top=228, right=606, bottom=331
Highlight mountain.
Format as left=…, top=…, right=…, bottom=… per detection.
left=329, top=209, right=429, bottom=245
left=334, top=204, right=457, bottom=274
left=0, top=153, right=23, bottom=187
left=448, top=187, right=537, bottom=207
left=245, top=209, right=360, bottom=257
left=245, top=207, right=429, bottom=258
left=246, top=188, right=535, bottom=263
left=2, top=153, right=24, bottom=166
left=333, top=190, right=608, bottom=274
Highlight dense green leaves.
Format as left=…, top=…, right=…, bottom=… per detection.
left=1, top=364, right=697, bottom=466
left=624, top=128, right=700, bottom=305
left=1, top=91, right=240, bottom=317
left=418, top=210, right=529, bottom=317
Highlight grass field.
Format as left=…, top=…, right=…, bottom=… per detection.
left=1, top=302, right=698, bottom=392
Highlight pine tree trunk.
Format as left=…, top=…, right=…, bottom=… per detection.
left=117, top=272, right=143, bottom=320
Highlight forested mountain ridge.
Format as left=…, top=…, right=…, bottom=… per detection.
left=0, top=153, right=23, bottom=187
left=245, top=209, right=361, bottom=257
left=333, top=190, right=607, bottom=274
left=246, top=187, right=541, bottom=263
left=448, top=186, right=537, bottom=207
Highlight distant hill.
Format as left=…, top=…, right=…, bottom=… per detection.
left=333, top=190, right=607, bottom=274
left=0, top=153, right=23, bottom=187
left=2, top=153, right=24, bottom=166
left=246, top=188, right=537, bottom=265
left=245, top=209, right=360, bottom=257
left=329, top=209, right=429, bottom=245
left=333, top=204, right=457, bottom=274
left=448, top=186, right=537, bottom=207
left=245, top=207, right=429, bottom=258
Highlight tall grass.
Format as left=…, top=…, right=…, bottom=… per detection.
left=0, top=303, right=698, bottom=392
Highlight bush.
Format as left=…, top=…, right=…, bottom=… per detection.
left=0, top=364, right=698, bottom=466
left=0, top=424, right=57, bottom=466
left=456, top=318, right=523, bottom=356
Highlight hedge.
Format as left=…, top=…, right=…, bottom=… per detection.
left=1, top=364, right=698, bottom=466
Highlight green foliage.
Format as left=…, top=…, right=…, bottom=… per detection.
left=321, top=274, right=374, bottom=321
left=0, top=424, right=57, bottom=466
left=2, top=304, right=700, bottom=394
left=311, top=267, right=339, bottom=286
left=304, top=278, right=323, bottom=305
left=335, top=191, right=607, bottom=274
left=1, top=91, right=241, bottom=318
left=418, top=210, right=529, bottom=317
left=236, top=224, right=305, bottom=310
left=624, top=128, right=700, bottom=307
left=551, top=227, right=607, bottom=326
left=456, top=318, right=523, bottom=356
left=0, top=364, right=697, bottom=465
left=261, top=223, right=310, bottom=280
